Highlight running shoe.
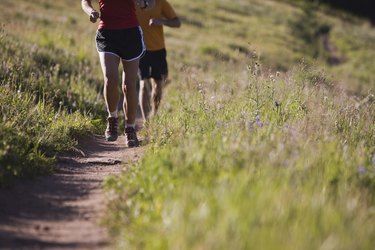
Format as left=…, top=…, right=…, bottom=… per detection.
left=124, top=127, right=139, bottom=147
left=105, top=117, right=118, bottom=141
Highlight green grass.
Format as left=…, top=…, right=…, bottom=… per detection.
left=166, top=0, right=375, bottom=93
left=1, top=0, right=374, bottom=247
left=0, top=83, right=94, bottom=186
left=103, top=0, right=375, bottom=249
left=105, top=59, right=374, bottom=249
left=0, top=0, right=104, bottom=186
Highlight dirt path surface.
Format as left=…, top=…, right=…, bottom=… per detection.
left=0, top=134, right=144, bottom=250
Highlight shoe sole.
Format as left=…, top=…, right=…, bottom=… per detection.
left=126, top=140, right=139, bottom=147
left=105, top=134, right=118, bottom=142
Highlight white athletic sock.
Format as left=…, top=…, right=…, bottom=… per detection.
left=126, top=123, right=135, bottom=128
left=108, top=110, right=118, bottom=118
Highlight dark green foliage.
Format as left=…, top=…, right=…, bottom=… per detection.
left=320, top=0, right=375, bottom=23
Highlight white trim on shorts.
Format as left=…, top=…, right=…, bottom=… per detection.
left=95, top=26, right=146, bottom=62
left=125, top=26, right=146, bottom=62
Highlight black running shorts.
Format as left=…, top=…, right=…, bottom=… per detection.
left=95, top=26, right=145, bottom=61
left=139, top=49, right=168, bottom=80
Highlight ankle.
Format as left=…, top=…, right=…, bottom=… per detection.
left=108, top=110, right=118, bottom=118
left=125, top=123, right=135, bottom=129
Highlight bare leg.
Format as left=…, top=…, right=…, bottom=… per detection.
left=151, top=78, right=164, bottom=116
left=98, top=52, right=120, bottom=141
left=139, top=78, right=152, bottom=122
left=164, top=73, right=171, bottom=86
left=121, top=58, right=140, bottom=125
left=98, top=52, right=120, bottom=115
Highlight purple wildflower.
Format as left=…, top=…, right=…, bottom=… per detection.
left=255, top=115, right=260, bottom=122
left=357, top=165, right=366, bottom=175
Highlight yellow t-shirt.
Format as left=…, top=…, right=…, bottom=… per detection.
left=136, top=0, right=177, bottom=51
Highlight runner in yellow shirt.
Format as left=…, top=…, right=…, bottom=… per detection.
left=136, top=0, right=181, bottom=122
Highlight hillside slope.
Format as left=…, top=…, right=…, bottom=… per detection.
left=0, top=0, right=374, bottom=249
left=166, top=0, right=374, bottom=93
left=104, top=0, right=375, bottom=249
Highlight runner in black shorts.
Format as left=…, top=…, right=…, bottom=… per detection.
left=96, top=27, right=145, bottom=61
left=82, top=0, right=155, bottom=147
left=136, top=0, right=181, bottom=123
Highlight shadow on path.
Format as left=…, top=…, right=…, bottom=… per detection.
left=0, top=134, right=143, bottom=250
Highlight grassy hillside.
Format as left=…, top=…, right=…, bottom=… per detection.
left=0, top=0, right=104, bottom=186
left=165, top=0, right=375, bottom=93
left=1, top=0, right=374, bottom=248
left=104, top=0, right=375, bottom=249
left=107, top=63, right=375, bottom=249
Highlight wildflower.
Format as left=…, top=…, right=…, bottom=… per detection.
left=255, top=115, right=260, bottom=122
left=258, top=121, right=264, bottom=127
left=357, top=165, right=366, bottom=175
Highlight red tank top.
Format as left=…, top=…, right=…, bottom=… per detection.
left=98, top=0, right=139, bottom=29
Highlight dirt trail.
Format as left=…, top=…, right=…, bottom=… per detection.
left=0, top=133, right=144, bottom=250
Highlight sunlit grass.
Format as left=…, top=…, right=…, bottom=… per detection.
left=103, top=1, right=374, bottom=246
left=105, top=59, right=374, bottom=249
left=0, top=0, right=104, bottom=186
left=167, top=0, right=375, bottom=93
left=0, top=85, right=95, bottom=186
left=1, top=0, right=374, bottom=247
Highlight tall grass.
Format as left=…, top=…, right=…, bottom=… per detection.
left=105, top=56, right=374, bottom=248
left=1, top=0, right=374, bottom=246
left=0, top=33, right=99, bottom=186
left=104, top=0, right=374, bottom=248
left=0, top=0, right=105, bottom=186
left=0, top=86, right=93, bottom=186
